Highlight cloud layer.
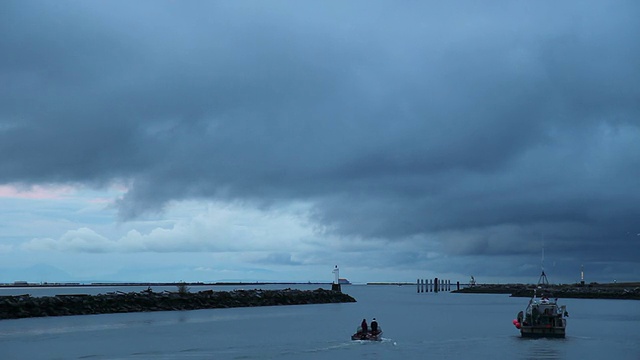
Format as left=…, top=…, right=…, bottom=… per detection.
left=1, top=1, right=639, bottom=282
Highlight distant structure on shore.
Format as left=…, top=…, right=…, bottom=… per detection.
left=338, top=278, right=351, bottom=285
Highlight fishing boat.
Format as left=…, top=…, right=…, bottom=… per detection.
left=513, top=247, right=568, bottom=338
left=513, top=288, right=568, bottom=338
left=513, top=269, right=568, bottom=338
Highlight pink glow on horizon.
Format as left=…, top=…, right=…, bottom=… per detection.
left=0, top=183, right=129, bottom=202
left=0, top=185, right=76, bottom=200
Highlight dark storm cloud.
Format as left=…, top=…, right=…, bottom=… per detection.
left=2, top=1, right=639, bottom=280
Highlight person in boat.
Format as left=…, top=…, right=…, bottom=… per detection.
left=360, top=319, right=368, bottom=334
left=370, top=318, right=379, bottom=334
left=531, top=306, right=540, bottom=325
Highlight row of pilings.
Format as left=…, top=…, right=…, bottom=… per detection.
left=416, top=278, right=457, bottom=292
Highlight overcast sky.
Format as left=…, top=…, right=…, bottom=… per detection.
left=1, top=1, right=639, bottom=284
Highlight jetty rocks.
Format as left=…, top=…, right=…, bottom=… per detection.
left=0, top=288, right=356, bottom=320
left=452, top=282, right=640, bottom=300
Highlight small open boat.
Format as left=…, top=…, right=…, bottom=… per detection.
left=351, top=328, right=383, bottom=341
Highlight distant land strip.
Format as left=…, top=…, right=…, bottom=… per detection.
left=452, top=282, right=640, bottom=300
left=0, top=288, right=356, bottom=320
left=0, top=281, right=331, bottom=288
left=366, top=282, right=415, bottom=286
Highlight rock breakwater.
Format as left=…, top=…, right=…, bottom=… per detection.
left=452, top=282, right=640, bottom=300
left=0, top=288, right=356, bottom=320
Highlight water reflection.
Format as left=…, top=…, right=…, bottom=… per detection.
left=520, top=338, right=565, bottom=360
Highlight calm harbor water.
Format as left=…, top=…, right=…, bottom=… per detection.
left=1, top=284, right=639, bottom=359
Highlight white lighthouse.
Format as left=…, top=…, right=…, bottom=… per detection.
left=331, top=265, right=341, bottom=292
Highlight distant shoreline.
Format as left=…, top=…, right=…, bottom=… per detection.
left=5, top=281, right=638, bottom=300
left=0, top=281, right=332, bottom=288
left=366, top=282, right=415, bottom=286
